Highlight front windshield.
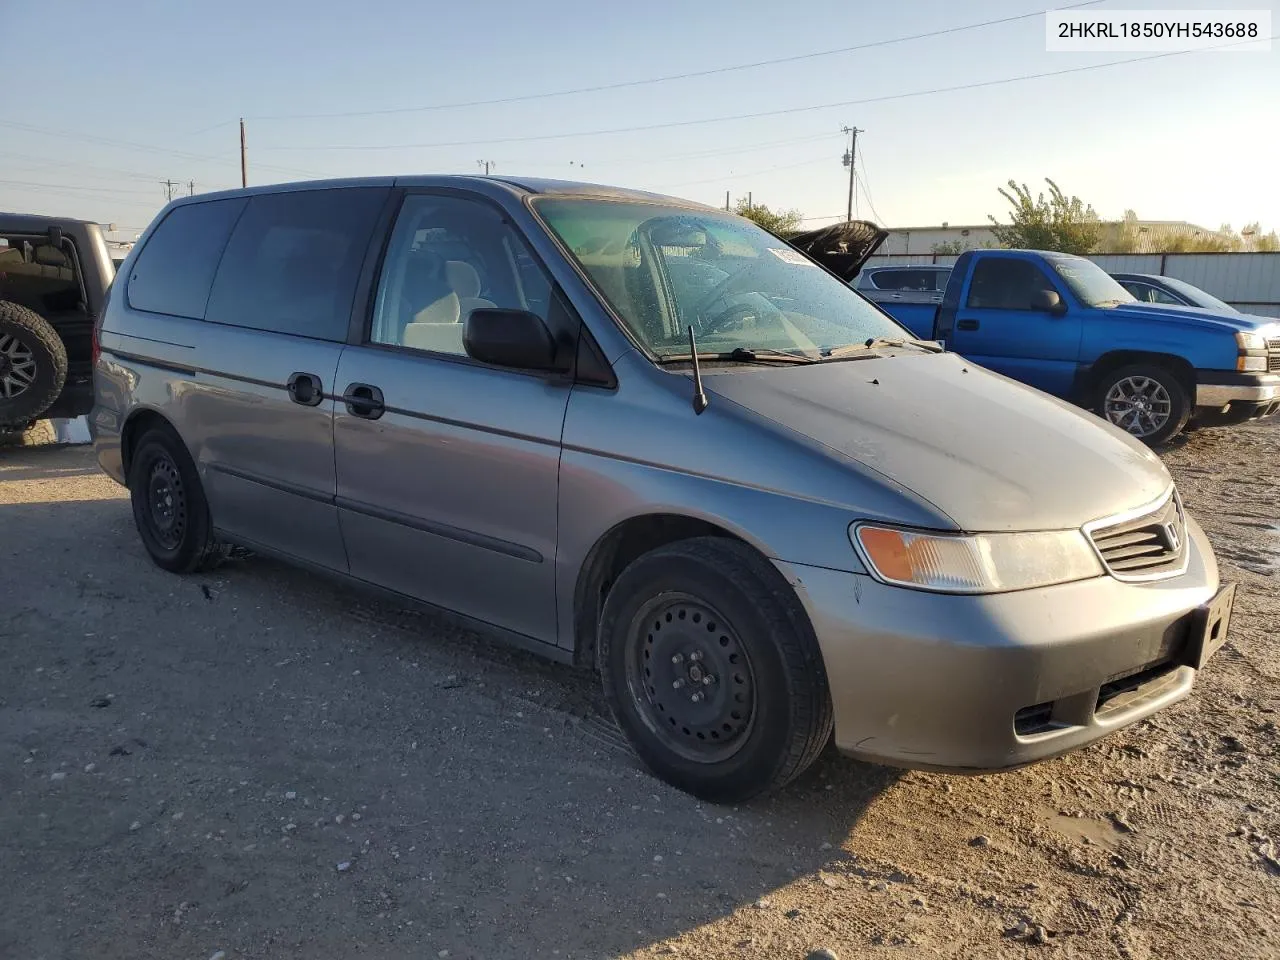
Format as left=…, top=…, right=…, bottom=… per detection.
left=1158, top=275, right=1237, bottom=313
left=534, top=198, right=910, bottom=358
left=1049, top=257, right=1136, bottom=308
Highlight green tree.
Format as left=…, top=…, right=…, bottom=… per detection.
left=930, top=239, right=966, bottom=255
left=987, top=178, right=1100, bottom=254
left=732, top=198, right=804, bottom=237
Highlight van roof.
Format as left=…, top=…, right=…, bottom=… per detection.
left=165, top=175, right=716, bottom=211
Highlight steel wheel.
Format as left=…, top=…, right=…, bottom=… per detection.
left=624, top=593, right=757, bottom=763
left=0, top=332, right=37, bottom=400
left=1104, top=375, right=1173, bottom=438
left=146, top=454, right=188, bottom=551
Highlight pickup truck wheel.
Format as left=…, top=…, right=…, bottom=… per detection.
left=128, top=427, right=227, bottom=574
left=1096, top=364, right=1189, bottom=445
left=599, top=537, right=833, bottom=803
left=0, top=300, right=67, bottom=426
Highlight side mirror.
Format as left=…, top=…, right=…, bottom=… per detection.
left=464, top=308, right=564, bottom=372
left=1031, top=289, right=1067, bottom=316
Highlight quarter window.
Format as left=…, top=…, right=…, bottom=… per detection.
left=127, top=197, right=247, bottom=319
left=204, top=188, right=387, bottom=341
left=370, top=195, right=552, bottom=357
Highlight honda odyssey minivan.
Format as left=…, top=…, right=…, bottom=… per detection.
left=92, top=176, right=1234, bottom=802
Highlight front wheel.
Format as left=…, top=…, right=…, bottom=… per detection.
left=1096, top=363, right=1190, bottom=445
left=599, top=537, right=833, bottom=803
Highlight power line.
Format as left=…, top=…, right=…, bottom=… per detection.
left=855, top=143, right=886, bottom=224
left=655, top=156, right=832, bottom=190
left=856, top=172, right=887, bottom=226
left=0, top=118, right=324, bottom=179
left=0, top=178, right=163, bottom=197
left=245, top=0, right=1104, bottom=121
left=272, top=37, right=1268, bottom=153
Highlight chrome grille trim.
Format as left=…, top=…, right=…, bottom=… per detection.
left=1082, top=486, right=1189, bottom=582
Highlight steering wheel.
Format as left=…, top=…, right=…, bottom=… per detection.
left=690, top=259, right=783, bottom=334
left=698, top=291, right=786, bottom=337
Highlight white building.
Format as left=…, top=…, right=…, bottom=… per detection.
left=879, top=220, right=1235, bottom=256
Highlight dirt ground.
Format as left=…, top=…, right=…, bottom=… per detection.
left=2, top=421, right=1277, bottom=960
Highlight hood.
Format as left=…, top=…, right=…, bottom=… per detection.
left=787, top=220, right=887, bottom=281
left=703, top=352, right=1171, bottom=532
left=1107, top=302, right=1280, bottom=335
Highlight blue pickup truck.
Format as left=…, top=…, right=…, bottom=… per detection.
left=791, top=228, right=1280, bottom=444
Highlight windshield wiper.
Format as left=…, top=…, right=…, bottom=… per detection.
left=656, top=346, right=815, bottom=365
left=821, top=337, right=943, bottom=359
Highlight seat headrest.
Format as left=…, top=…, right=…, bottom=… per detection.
left=33, top=245, right=69, bottom=267
left=445, top=260, right=482, bottom=299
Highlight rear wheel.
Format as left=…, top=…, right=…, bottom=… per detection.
left=1096, top=363, right=1189, bottom=445
left=127, top=427, right=226, bottom=573
left=0, top=419, right=56, bottom=447
left=599, top=537, right=833, bottom=803
left=0, top=300, right=67, bottom=425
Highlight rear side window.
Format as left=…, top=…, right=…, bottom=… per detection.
left=127, top=198, right=247, bottom=318
left=205, top=187, right=387, bottom=341
left=872, top=268, right=942, bottom=292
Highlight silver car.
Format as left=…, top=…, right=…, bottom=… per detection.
left=91, top=177, right=1234, bottom=802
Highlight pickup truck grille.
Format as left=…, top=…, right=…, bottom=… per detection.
left=1085, top=490, right=1187, bottom=581
left=1268, top=337, right=1280, bottom=372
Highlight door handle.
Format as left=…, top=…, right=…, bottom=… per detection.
left=956, top=319, right=980, bottom=331
left=286, top=372, right=324, bottom=407
left=342, top=383, right=385, bottom=420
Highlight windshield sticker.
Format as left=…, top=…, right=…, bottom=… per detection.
left=767, top=247, right=816, bottom=266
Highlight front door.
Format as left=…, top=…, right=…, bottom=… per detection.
left=948, top=256, right=1083, bottom=397
left=332, top=192, right=571, bottom=644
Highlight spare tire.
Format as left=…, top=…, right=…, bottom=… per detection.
left=0, top=300, right=67, bottom=427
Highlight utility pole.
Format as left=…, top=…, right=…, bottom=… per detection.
left=747, top=191, right=753, bottom=212
left=841, top=125, right=863, bottom=223
left=725, top=190, right=730, bottom=212
left=240, top=118, right=248, bottom=189
left=477, top=160, right=495, bottom=175
left=188, top=180, right=195, bottom=196
left=162, top=179, right=180, bottom=202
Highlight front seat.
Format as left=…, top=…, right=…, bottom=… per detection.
left=445, top=260, right=495, bottom=322
left=400, top=252, right=465, bottom=354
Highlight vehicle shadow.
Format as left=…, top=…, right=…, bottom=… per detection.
left=0, top=491, right=903, bottom=960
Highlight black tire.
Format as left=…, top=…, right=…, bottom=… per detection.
left=1095, top=363, right=1190, bottom=446
left=127, top=426, right=226, bottom=573
left=0, top=300, right=67, bottom=425
left=599, top=537, right=833, bottom=803
left=0, top=419, right=56, bottom=447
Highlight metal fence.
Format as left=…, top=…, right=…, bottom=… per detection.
left=859, top=251, right=1280, bottom=317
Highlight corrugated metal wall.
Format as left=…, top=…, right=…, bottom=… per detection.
left=860, top=252, right=1280, bottom=317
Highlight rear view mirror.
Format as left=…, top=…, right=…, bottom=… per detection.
left=1032, top=289, right=1067, bottom=316
left=464, top=308, right=564, bottom=372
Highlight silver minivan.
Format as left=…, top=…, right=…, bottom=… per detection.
left=91, top=177, right=1234, bottom=802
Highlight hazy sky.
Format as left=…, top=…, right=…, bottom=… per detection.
left=1, top=0, right=1275, bottom=240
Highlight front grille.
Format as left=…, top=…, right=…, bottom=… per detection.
left=1267, top=338, right=1280, bottom=372
left=1085, top=490, right=1187, bottom=580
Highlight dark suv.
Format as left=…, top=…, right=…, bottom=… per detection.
left=0, top=214, right=116, bottom=433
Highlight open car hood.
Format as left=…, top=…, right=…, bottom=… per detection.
left=786, top=220, right=888, bottom=282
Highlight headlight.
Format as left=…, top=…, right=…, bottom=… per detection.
left=1236, top=331, right=1267, bottom=352
left=851, top=524, right=1103, bottom=594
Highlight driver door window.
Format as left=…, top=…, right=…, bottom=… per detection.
left=1121, top=281, right=1183, bottom=306
left=371, top=195, right=552, bottom=357
left=966, top=258, right=1057, bottom=311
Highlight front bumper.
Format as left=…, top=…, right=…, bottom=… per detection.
left=778, top=513, right=1220, bottom=772
left=1195, top=370, right=1280, bottom=408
